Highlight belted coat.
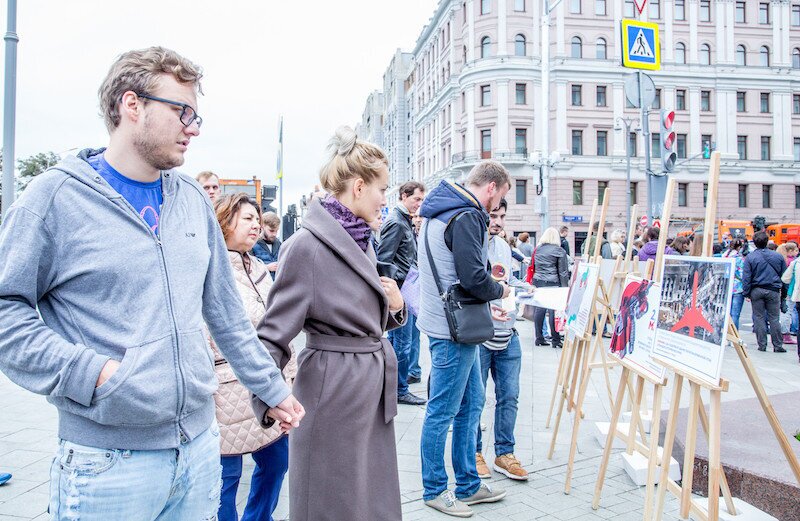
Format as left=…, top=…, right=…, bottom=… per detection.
left=253, top=197, right=406, bottom=521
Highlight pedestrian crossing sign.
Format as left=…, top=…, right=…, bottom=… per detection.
left=621, top=19, right=660, bottom=71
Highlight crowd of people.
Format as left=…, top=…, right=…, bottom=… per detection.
left=0, top=45, right=795, bottom=521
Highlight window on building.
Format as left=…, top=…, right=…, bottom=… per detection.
left=481, top=0, right=491, bottom=15
left=795, top=137, right=800, bottom=161
left=515, top=0, right=525, bottom=11
left=794, top=4, right=800, bottom=26
left=624, top=0, right=635, bottom=17
left=736, top=1, right=746, bottom=22
left=761, top=136, right=771, bottom=160
left=598, top=181, right=608, bottom=203
left=597, top=130, right=608, bottom=156
left=700, top=44, right=711, bottom=65
left=571, top=84, right=582, bottom=106
left=761, top=92, right=770, bottom=113
left=516, top=83, right=526, bottom=104
left=573, top=180, right=584, bottom=205
left=515, top=179, right=527, bottom=204
left=763, top=184, right=772, bottom=208
left=596, top=38, right=607, bottom=59
left=481, top=129, right=492, bottom=158
left=700, top=0, right=711, bottom=22
left=759, top=2, right=770, bottom=24
left=595, top=0, right=607, bottom=16
left=675, top=0, right=686, bottom=20
left=677, top=134, right=687, bottom=158
left=794, top=94, right=800, bottom=114
left=515, top=34, right=526, bottom=56
left=653, top=89, right=662, bottom=109
left=737, top=91, right=746, bottom=112
left=701, top=90, right=711, bottom=111
left=793, top=48, right=800, bottom=69
left=738, top=135, right=748, bottom=159
left=481, top=36, right=491, bottom=58
left=796, top=186, right=800, bottom=208
left=649, top=0, right=660, bottom=19
left=736, top=45, right=747, bottom=66
left=675, top=42, right=687, bottom=64
left=570, top=0, right=581, bottom=14
left=760, top=46, right=770, bottom=66
left=739, top=184, right=748, bottom=207
left=631, top=182, right=638, bottom=204
left=652, top=135, right=661, bottom=158
left=678, top=183, right=688, bottom=207
left=629, top=132, right=637, bottom=157
left=596, top=85, right=607, bottom=107
left=571, top=36, right=583, bottom=58
left=481, top=84, right=491, bottom=106
left=515, top=128, right=527, bottom=154
left=676, top=89, right=686, bottom=110
left=572, top=130, right=583, bottom=155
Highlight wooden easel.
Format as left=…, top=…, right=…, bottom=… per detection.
left=651, top=152, right=800, bottom=521
left=592, top=191, right=676, bottom=520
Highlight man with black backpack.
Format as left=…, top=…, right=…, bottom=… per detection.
left=417, top=161, right=511, bottom=517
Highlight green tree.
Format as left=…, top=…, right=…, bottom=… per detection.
left=17, top=151, right=60, bottom=191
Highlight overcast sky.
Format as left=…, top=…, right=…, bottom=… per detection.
left=0, top=0, right=438, bottom=209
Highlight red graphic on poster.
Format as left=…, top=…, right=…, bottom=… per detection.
left=670, top=271, right=713, bottom=338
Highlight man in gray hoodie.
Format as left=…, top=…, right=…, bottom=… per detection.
left=0, top=47, right=303, bottom=520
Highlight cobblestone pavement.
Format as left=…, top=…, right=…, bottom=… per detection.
left=1, top=307, right=798, bottom=520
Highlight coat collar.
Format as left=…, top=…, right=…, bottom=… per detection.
left=302, top=198, right=388, bottom=325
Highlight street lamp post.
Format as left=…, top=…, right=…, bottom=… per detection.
left=538, top=0, right=563, bottom=231
left=615, top=116, right=640, bottom=234
left=2, top=0, right=19, bottom=219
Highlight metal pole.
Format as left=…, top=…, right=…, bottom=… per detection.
left=638, top=71, right=653, bottom=223
left=617, top=117, right=634, bottom=234
left=539, top=0, right=551, bottom=231
left=2, top=0, right=19, bottom=219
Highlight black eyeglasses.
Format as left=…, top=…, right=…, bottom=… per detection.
left=137, top=93, right=203, bottom=128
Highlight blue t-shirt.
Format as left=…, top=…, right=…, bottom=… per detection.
left=87, top=153, right=163, bottom=235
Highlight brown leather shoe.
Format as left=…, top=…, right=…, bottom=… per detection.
left=493, top=454, right=529, bottom=481
left=475, top=452, right=491, bottom=479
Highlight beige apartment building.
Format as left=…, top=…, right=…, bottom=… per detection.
left=363, top=0, right=800, bottom=249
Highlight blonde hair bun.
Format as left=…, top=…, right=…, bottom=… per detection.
left=329, top=126, right=358, bottom=157
left=319, top=126, right=388, bottom=196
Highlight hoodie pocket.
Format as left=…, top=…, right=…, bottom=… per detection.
left=180, top=329, right=219, bottom=416
left=88, top=334, right=179, bottom=426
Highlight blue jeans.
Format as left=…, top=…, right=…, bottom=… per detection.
left=421, top=338, right=484, bottom=501
left=49, top=423, right=222, bottom=521
left=388, top=316, right=414, bottom=396
left=730, top=292, right=744, bottom=330
left=408, top=315, right=422, bottom=379
left=219, top=436, right=288, bottom=521
left=477, top=333, right=522, bottom=457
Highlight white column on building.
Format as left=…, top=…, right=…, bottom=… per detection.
left=613, top=0, right=624, bottom=61
left=466, top=84, right=476, bottom=151
left=774, top=0, right=791, bottom=66
left=774, top=90, right=794, bottom=160
left=688, top=0, right=699, bottom=64
left=498, top=80, right=510, bottom=152
left=665, top=0, right=674, bottom=62
left=613, top=82, right=626, bottom=156
left=725, top=89, right=738, bottom=157
left=715, top=1, right=726, bottom=63
left=556, top=80, right=568, bottom=153
left=531, top=0, right=540, bottom=57
left=663, top=86, right=676, bottom=113
left=725, top=0, right=735, bottom=64
left=689, top=88, right=701, bottom=155
left=498, top=0, right=508, bottom=55
left=556, top=1, right=565, bottom=56
left=467, top=0, right=476, bottom=61
left=772, top=0, right=783, bottom=66
left=450, top=12, right=457, bottom=156
left=715, top=89, right=731, bottom=156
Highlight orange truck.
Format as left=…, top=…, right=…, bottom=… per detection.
left=766, top=223, right=800, bottom=245
left=717, top=220, right=753, bottom=242
left=219, top=177, right=262, bottom=207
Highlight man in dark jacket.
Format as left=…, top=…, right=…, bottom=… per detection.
left=743, top=230, right=787, bottom=352
left=418, top=161, right=511, bottom=516
left=252, top=212, right=282, bottom=279
left=581, top=222, right=613, bottom=259
left=559, top=226, right=571, bottom=256
left=377, top=181, right=426, bottom=405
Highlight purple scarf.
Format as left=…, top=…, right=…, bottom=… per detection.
left=320, top=196, right=372, bottom=252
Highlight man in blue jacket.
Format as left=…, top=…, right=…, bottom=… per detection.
left=417, top=161, right=511, bottom=517
left=743, top=230, right=787, bottom=352
left=0, top=47, right=303, bottom=520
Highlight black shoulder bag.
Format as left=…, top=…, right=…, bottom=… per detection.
left=424, top=215, right=494, bottom=345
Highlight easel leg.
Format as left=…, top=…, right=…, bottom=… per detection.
left=565, top=340, right=593, bottom=494
left=644, top=383, right=664, bottom=521
left=697, top=395, right=736, bottom=515
left=549, top=340, right=580, bottom=459
left=568, top=339, right=586, bottom=413
left=592, top=367, right=631, bottom=509
left=626, top=375, right=646, bottom=454
left=680, top=383, right=701, bottom=518
left=708, top=390, right=722, bottom=521
left=654, top=374, right=684, bottom=521
left=546, top=337, right=571, bottom=429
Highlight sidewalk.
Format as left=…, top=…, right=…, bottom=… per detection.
left=1, top=310, right=798, bottom=520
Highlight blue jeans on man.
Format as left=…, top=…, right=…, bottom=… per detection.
left=219, top=435, right=289, bottom=521
left=49, top=423, right=222, bottom=520
left=408, top=314, right=422, bottom=380
left=388, top=316, right=415, bottom=396
left=421, top=338, right=485, bottom=501
left=476, top=332, right=521, bottom=457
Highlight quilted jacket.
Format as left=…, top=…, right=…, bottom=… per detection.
left=209, top=251, right=297, bottom=455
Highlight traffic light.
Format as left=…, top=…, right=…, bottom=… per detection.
left=659, top=109, right=677, bottom=173
left=702, top=140, right=716, bottom=159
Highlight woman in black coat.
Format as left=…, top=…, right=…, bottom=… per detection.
left=532, top=227, right=570, bottom=348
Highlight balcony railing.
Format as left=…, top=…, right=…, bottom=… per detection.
left=451, top=150, right=529, bottom=164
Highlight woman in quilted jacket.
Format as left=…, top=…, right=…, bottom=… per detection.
left=211, top=193, right=297, bottom=521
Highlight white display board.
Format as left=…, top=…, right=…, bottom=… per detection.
left=565, top=263, right=600, bottom=337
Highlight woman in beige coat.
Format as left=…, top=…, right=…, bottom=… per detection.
left=253, top=127, right=406, bottom=521
left=211, top=193, right=296, bottom=521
